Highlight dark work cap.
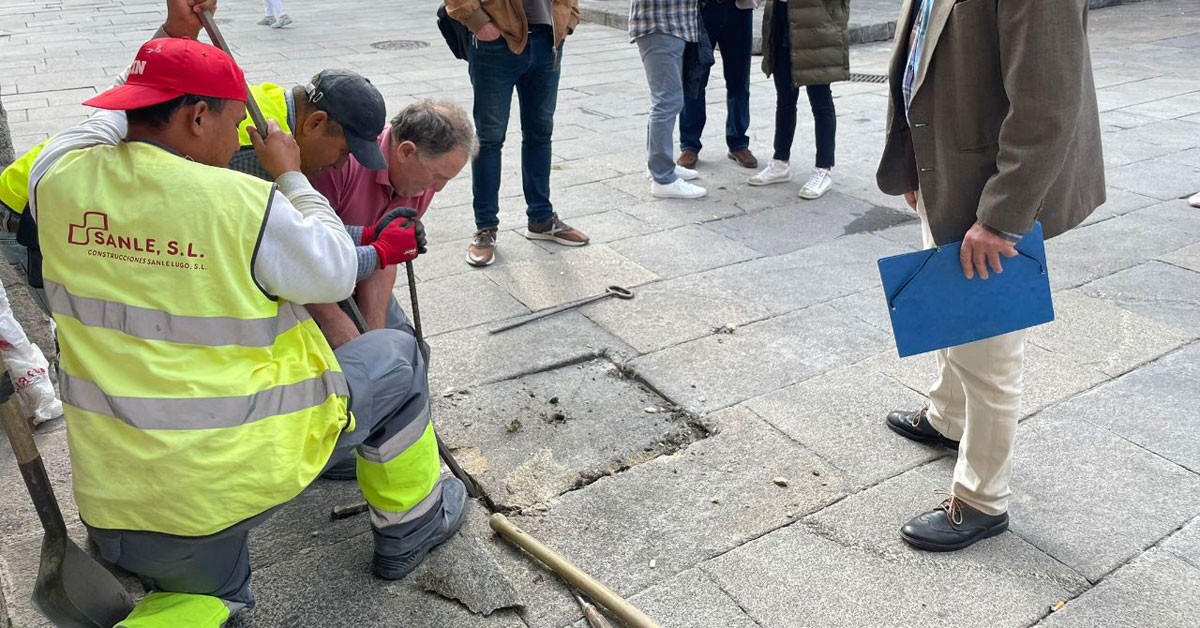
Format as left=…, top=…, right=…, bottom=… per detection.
left=305, top=69, right=387, bottom=170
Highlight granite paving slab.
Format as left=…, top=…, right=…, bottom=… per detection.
left=413, top=231, right=552, bottom=283
left=630, top=303, right=891, bottom=411
left=583, top=270, right=773, bottom=355
left=1045, top=203, right=1200, bottom=290
left=1162, top=517, right=1200, bottom=567
left=1079, top=260, right=1200, bottom=334
left=609, top=224, right=761, bottom=279
left=0, top=426, right=76, bottom=545
left=433, top=359, right=706, bottom=510
left=743, top=362, right=942, bottom=486
left=426, top=310, right=634, bottom=393
left=695, top=232, right=911, bottom=316
left=397, top=272, right=530, bottom=338
left=1105, top=155, right=1200, bottom=200
left=1035, top=550, right=1200, bottom=628
left=505, top=407, right=848, bottom=628
left=704, top=193, right=881, bottom=256
left=706, top=469, right=1087, bottom=628
left=1028, top=290, right=1194, bottom=377
left=992, top=402, right=1200, bottom=582
left=1054, top=343, right=1200, bottom=474
left=485, top=244, right=660, bottom=311
left=569, top=569, right=759, bottom=628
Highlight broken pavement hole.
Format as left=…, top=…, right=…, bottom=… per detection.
left=434, top=356, right=717, bottom=513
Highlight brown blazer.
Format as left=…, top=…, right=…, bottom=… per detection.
left=876, top=0, right=1105, bottom=244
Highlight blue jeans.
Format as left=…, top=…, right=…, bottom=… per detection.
left=467, top=26, right=561, bottom=230
left=637, top=32, right=687, bottom=184
left=679, top=1, right=753, bottom=154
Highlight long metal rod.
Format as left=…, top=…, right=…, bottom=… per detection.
left=490, top=514, right=662, bottom=628
left=198, top=10, right=268, bottom=134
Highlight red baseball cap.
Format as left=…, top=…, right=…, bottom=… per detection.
left=84, top=38, right=248, bottom=110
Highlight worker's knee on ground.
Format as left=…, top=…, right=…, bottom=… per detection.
left=117, top=592, right=232, bottom=628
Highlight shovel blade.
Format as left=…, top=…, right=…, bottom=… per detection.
left=32, top=537, right=133, bottom=628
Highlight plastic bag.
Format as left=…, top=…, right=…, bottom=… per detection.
left=0, top=282, right=62, bottom=425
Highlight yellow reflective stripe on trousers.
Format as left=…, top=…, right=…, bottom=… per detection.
left=61, top=370, right=348, bottom=430
left=357, top=420, right=441, bottom=521
left=45, top=280, right=305, bottom=347
left=117, top=592, right=232, bottom=628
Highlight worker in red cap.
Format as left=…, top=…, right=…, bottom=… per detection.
left=27, top=1, right=466, bottom=624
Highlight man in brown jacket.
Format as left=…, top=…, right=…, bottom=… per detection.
left=877, top=0, right=1104, bottom=551
left=445, top=0, right=589, bottom=268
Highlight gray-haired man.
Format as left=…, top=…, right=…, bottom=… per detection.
left=308, top=100, right=476, bottom=348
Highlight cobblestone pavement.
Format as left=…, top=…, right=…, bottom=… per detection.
left=2, top=0, right=1200, bottom=626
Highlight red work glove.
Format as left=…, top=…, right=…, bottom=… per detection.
left=364, top=207, right=427, bottom=267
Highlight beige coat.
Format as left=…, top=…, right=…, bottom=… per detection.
left=876, top=0, right=1105, bottom=244
left=445, top=0, right=580, bottom=54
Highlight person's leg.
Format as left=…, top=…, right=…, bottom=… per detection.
left=806, top=84, right=836, bottom=169
left=944, top=329, right=1025, bottom=515
left=261, top=0, right=274, bottom=16
left=468, top=38, right=524, bottom=230
left=770, top=4, right=800, bottom=163
left=637, top=33, right=687, bottom=185
left=514, top=27, right=561, bottom=227
left=678, top=3, right=717, bottom=156
left=915, top=195, right=966, bottom=439
left=90, top=524, right=255, bottom=626
left=333, top=329, right=464, bottom=579
left=722, top=3, right=753, bottom=153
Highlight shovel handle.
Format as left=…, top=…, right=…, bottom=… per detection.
left=0, top=372, right=69, bottom=539
left=198, top=10, right=269, bottom=134
left=490, top=514, right=663, bottom=628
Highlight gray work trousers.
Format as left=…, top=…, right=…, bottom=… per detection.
left=86, top=299, right=437, bottom=610
left=636, top=32, right=687, bottom=184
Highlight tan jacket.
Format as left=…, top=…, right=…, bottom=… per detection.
left=876, top=0, right=1105, bottom=244
left=445, top=0, right=581, bottom=54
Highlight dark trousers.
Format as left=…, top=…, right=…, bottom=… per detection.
left=770, top=1, right=836, bottom=167
left=679, top=1, right=753, bottom=154
left=467, top=26, right=561, bottom=230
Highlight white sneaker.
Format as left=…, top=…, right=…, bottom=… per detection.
left=647, top=165, right=700, bottom=181
left=748, top=159, right=791, bottom=186
left=257, top=15, right=275, bottom=25
left=1189, top=191, right=1200, bottom=208
left=651, top=179, right=707, bottom=199
left=674, top=165, right=700, bottom=181
left=798, top=168, right=833, bottom=200
left=271, top=14, right=292, bottom=28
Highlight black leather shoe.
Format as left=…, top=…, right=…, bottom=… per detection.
left=900, top=496, right=1009, bottom=552
left=886, top=407, right=960, bottom=450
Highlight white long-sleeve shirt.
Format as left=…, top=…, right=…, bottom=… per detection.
left=27, top=108, right=358, bottom=306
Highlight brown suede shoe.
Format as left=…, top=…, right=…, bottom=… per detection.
left=525, top=213, right=589, bottom=247
left=677, top=150, right=698, bottom=169
left=727, top=148, right=758, bottom=169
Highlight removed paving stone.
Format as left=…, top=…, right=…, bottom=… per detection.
left=411, top=526, right=522, bottom=616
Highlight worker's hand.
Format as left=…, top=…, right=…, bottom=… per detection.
left=369, top=209, right=427, bottom=267
left=163, top=0, right=217, bottom=39
left=248, top=120, right=301, bottom=180
left=960, top=222, right=1018, bottom=280
left=903, top=189, right=918, bottom=211
left=476, top=22, right=503, bottom=42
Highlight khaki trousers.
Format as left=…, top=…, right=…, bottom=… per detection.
left=916, top=195, right=1025, bottom=515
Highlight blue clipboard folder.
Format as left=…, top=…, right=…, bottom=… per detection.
left=878, top=222, right=1054, bottom=358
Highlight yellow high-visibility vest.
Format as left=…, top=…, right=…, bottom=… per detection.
left=36, top=140, right=348, bottom=536
left=0, top=139, right=49, bottom=213
left=236, top=83, right=292, bottom=147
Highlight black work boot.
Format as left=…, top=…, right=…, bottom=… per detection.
left=886, top=407, right=960, bottom=450
left=901, top=494, right=1009, bottom=552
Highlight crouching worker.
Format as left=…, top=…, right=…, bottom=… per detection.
left=28, top=35, right=465, bottom=626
